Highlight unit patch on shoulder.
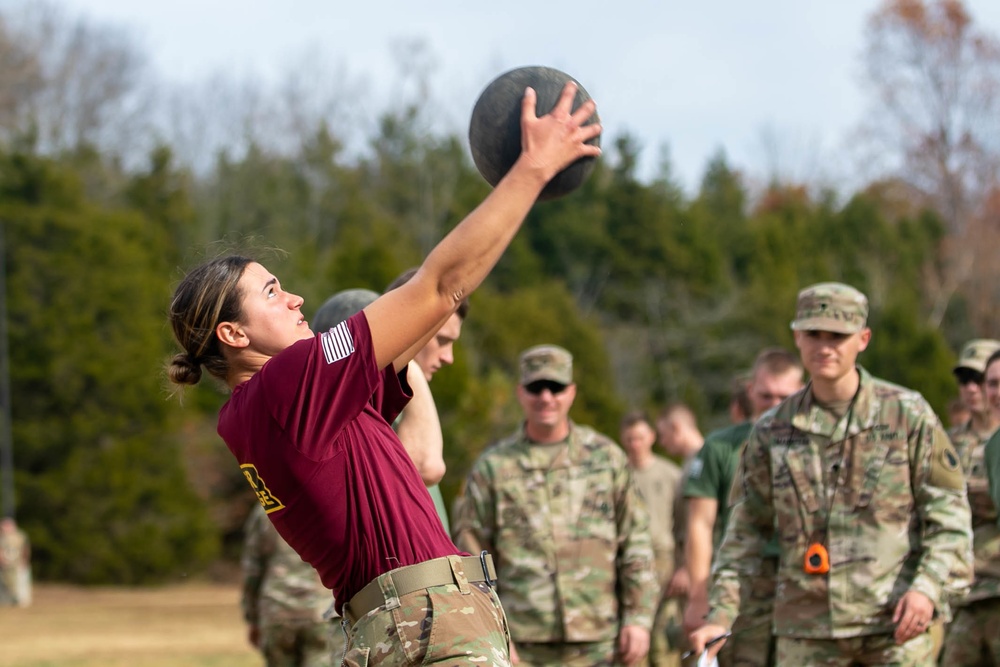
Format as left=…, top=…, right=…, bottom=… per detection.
left=927, top=437, right=965, bottom=491
left=241, top=464, right=286, bottom=513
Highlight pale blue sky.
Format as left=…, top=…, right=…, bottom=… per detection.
left=46, top=1, right=1000, bottom=191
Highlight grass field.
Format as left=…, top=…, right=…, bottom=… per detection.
left=0, top=582, right=265, bottom=667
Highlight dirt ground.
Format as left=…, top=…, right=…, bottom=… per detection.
left=0, top=582, right=265, bottom=667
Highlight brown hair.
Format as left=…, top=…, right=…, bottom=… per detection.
left=386, top=267, right=470, bottom=320
left=656, top=402, right=697, bottom=428
left=619, top=409, right=652, bottom=432
left=167, top=255, right=253, bottom=386
left=751, top=346, right=803, bottom=378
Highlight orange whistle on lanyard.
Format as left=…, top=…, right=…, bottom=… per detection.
left=804, top=543, right=830, bottom=574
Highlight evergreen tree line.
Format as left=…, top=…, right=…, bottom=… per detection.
left=0, top=129, right=968, bottom=584
left=0, top=0, right=995, bottom=584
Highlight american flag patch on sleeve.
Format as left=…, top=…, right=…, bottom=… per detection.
left=320, top=322, right=355, bottom=364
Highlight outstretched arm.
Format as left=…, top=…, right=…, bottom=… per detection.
left=364, top=82, right=602, bottom=371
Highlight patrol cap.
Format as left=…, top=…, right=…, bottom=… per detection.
left=519, top=344, right=573, bottom=386
left=790, top=282, right=869, bottom=334
left=312, top=288, right=378, bottom=332
left=953, top=339, right=1000, bottom=374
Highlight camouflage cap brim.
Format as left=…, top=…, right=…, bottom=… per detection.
left=790, top=316, right=864, bottom=335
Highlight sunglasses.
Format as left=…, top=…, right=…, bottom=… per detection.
left=524, top=380, right=569, bottom=395
left=955, top=369, right=984, bottom=386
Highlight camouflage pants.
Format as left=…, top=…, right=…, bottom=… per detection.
left=939, top=598, right=1000, bottom=666
left=641, top=554, right=681, bottom=667
left=717, top=557, right=777, bottom=667
left=643, top=597, right=681, bottom=667
left=328, top=619, right=348, bottom=665
left=342, top=560, right=510, bottom=666
left=514, top=639, right=616, bottom=666
left=775, top=632, right=934, bottom=666
left=260, top=619, right=336, bottom=667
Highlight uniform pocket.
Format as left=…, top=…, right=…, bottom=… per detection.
left=343, top=646, right=370, bottom=667
left=576, top=467, right=617, bottom=542
left=774, top=449, right=817, bottom=540
left=390, top=589, right=432, bottom=664
left=424, top=582, right=511, bottom=665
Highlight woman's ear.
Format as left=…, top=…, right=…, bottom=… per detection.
left=216, top=321, right=249, bottom=349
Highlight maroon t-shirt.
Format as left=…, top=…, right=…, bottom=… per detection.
left=218, top=312, right=461, bottom=611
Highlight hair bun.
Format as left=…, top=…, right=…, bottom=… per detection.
left=168, top=352, right=203, bottom=386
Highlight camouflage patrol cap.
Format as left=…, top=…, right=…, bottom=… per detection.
left=953, top=339, right=1000, bottom=374
left=312, top=288, right=379, bottom=332
left=790, top=282, right=869, bottom=334
left=519, top=344, right=573, bottom=385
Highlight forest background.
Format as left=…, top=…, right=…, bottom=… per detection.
left=2, top=0, right=1000, bottom=583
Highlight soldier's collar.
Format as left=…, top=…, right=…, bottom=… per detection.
left=792, top=366, right=878, bottom=437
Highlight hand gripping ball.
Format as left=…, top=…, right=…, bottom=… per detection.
left=468, top=66, right=600, bottom=201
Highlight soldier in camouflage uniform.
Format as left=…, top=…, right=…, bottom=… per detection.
left=988, top=350, right=1000, bottom=512
left=946, top=348, right=1000, bottom=665
left=453, top=344, right=658, bottom=666
left=242, top=504, right=341, bottom=667
left=690, top=282, right=973, bottom=666
left=683, top=347, right=803, bottom=667
left=939, top=339, right=1000, bottom=664
left=987, top=350, right=1000, bottom=507
left=947, top=340, right=1000, bottom=462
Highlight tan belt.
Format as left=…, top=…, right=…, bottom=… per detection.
left=345, top=553, right=497, bottom=625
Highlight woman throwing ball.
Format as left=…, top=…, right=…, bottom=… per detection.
left=167, top=82, right=600, bottom=666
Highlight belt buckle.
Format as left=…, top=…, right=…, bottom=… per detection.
left=479, top=550, right=497, bottom=587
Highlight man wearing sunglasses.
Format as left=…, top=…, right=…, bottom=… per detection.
left=453, top=344, right=657, bottom=666
left=940, top=339, right=1000, bottom=663
left=948, top=339, right=1000, bottom=452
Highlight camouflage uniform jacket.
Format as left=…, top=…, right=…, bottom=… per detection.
left=452, top=421, right=657, bottom=643
left=241, top=505, right=335, bottom=628
left=950, top=420, right=1000, bottom=604
left=707, top=367, right=972, bottom=639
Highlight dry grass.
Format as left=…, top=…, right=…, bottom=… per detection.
left=0, top=582, right=265, bottom=667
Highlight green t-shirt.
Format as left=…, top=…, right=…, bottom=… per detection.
left=427, top=483, right=450, bottom=535
left=684, top=421, right=779, bottom=558
left=684, top=422, right=752, bottom=551
left=987, top=428, right=1000, bottom=526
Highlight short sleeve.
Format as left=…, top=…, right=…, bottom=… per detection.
left=684, top=437, right=724, bottom=500
left=260, top=311, right=383, bottom=459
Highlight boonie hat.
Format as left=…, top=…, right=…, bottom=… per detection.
left=519, top=344, right=573, bottom=386
left=953, top=339, right=1000, bottom=374
left=790, top=282, right=869, bottom=334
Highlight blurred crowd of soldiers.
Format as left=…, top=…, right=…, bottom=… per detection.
left=240, top=279, right=999, bottom=666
